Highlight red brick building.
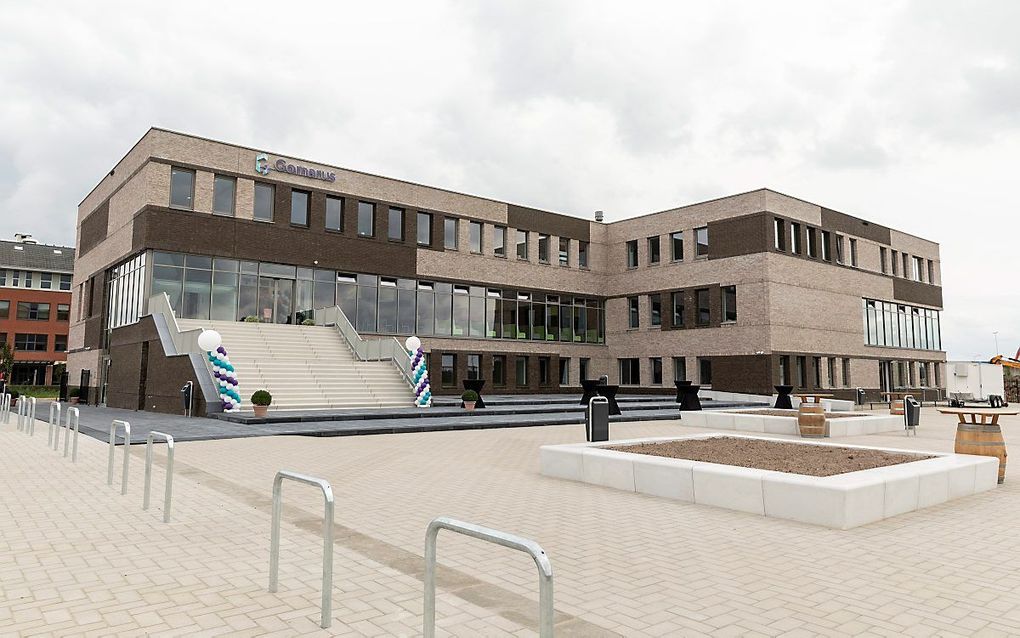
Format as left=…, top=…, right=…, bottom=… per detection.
left=0, top=235, right=75, bottom=386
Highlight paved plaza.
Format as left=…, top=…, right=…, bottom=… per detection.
left=2, top=407, right=1019, bottom=636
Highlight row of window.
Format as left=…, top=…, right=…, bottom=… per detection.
left=0, top=301, right=70, bottom=321
left=779, top=355, right=854, bottom=388
left=773, top=218, right=859, bottom=266
left=169, top=167, right=593, bottom=268
left=0, top=269, right=72, bottom=291
left=863, top=298, right=942, bottom=351
left=618, top=357, right=711, bottom=386
left=626, top=228, right=708, bottom=269
left=439, top=353, right=576, bottom=387
left=879, top=248, right=936, bottom=284
left=0, top=332, right=67, bottom=352
left=626, top=286, right=737, bottom=329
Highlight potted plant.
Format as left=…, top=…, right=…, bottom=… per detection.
left=9, top=389, right=19, bottom=408
left=251, top=389, right=272, bottom=417
left=243, top=315, right=261, bottom=323
left=461, top=389, right=479, bottom=411
left=69, top=388, right=80, bottom=405
left=301, top=318, right=316, bottom=326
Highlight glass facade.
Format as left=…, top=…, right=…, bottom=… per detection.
left=106, top=253, right=147, bottom=331
left=863, top=298, right=942, bottom=351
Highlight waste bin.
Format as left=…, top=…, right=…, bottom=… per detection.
left=856, top=387, right=866, bottom=405
left=904, top=395, right=921, bottom=435
left=181, top=381, right=193, bottom=417
left=586, top=396, right=610, bottom=443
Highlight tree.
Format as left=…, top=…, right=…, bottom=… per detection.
left=0, top=341, right=13, bottom=386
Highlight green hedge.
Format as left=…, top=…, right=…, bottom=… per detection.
left=6, top=385, right=60, bottom=398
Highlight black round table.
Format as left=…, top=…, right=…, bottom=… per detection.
left=674, top=380, right=692, bottom=403
left=599, top=385, right=623, bottom=415
left=580, top=379, right=602, bottom=406
left=774, top=385, right=794, bottom=410
left=677, top=384, right=702, bottom=411
left=461, top=379, right=486, bottom=408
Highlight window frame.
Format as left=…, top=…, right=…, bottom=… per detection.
left=290, top=189, right=310, bottom=227
left=493, top=225, right=506, bottom=258
left=253, top=182, right=275, bottom=222
left=325, top=195, right=344, bottom=231
left=721, top=285, right=737, bottom=323
left=626, top=240, right=638, bottom=269
left=417, top=212, right=433, bottom=246
left=388, top=207, right=405, bottom=242
left=694, top=226, right=709, bottom=258
left=212, top=174, right=236, bottom=217
left=169, top=166, right=195, bottom=210
left=627, top=296, right=640, bottom=329
left=444, top=217, right=459, bottom=250
left=468, top=221, right=483, bottom=254
left=648, top=236, right=661, bottom=264
left=357, top=201, right=376, bottom=237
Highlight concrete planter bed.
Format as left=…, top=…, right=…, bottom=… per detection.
left=540, top=434, right=998, bottom=529
left=684, top=409, right=902, bottom=437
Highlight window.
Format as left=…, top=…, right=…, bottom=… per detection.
left=650, top=357, right=663, bottom=385
left=722, top=285, right=737, bottom=322
left=807, top=228, right=818, bottom=258
left=919, top=362, right=929, bottom=387
left=57, top=304, right=70, bottom=321
left=417, top=212, right=432, bottom=245
left=444, top=218, right=459, bottom=249
left=880, top=247, right=888, bottom=273
left=619, top=358, right=640, bottom=385
left=579, top=358, right=590, bottom=381
left=827, top=358, right=836, bottom=387
left=516, top=356, right=528, bottom=386
left=578, top=241, right=589, bottom=268
left=694, top=227, right=709, bottom=257
left=673, top=357, right=687, bottom=382
left=290, top=189, right=309, bottom=226
left=813, top=356, right=822, bottom=388
left=821, top=231, right=831, bottom=260
left=494, top=226, right=506, bottom=257
left=835, top=234, right=845, bottom=264
left=671, top=291, right=685, bottom=328
left=441, top=354, right=455, bottom=386
left=539, top=357, right=551, bottom=385
left=59, top=274, right=72, bottom=291
left=891, top=250, right=899, bottom=276
left=626, top=240, right=638, bottom=268
left=516, top=230, right=529, bottom=260
left=671, top=231, right=684, bottom=260
left=23, top=271, right=32, bottom=287
left=650, top=294, right=661, bottom=326
left=492, top=355, right=506, bottom=386
left=0, top=300, right=8, bottom=318
left=15, top=333, right=47, bottom=351
left=538, top=234, right=550, bottom=263
left=40, top=272, right=52, bottom=289
left=912, top=256, right=924, bottom=282
left=850, top=238, right=858, bottom=267
left=254, top=182, right=274, bottom=221
left=698, top=358, right=712, bottom=386
left=628, top=296, right=640, bottom=328
left=796, top=356, right=807, bottom=387
left=779, top=356, right=790, bottom=386
left=648, top=236, right=661, bottom=264
left=791, top=223, right=802, bottom=254
left=387, top=207, right=404, bottom=241
left=559, top=358, right=570, bottom=385
left=774, top=219, right=786, bottom=251
left=469, top=221, right=482, bottom=253
left=358, top=201, right=375, bottom=236
left=558, top=237, right=570, bottom=266
left=54, top=334, right=68, bottom=352
left=467, top=354, right=481, bottom=380
left=843, top=359, right=852, bottom=386
left=927, top=259, right=935, bottom=284
left=17, top=302, right=50, bottom=320
left=321, top=196, right=342, bottom=231
left=169, top=167, right=194, bottom=209
left=902, top=252, right=910, bottom=278
left=863, top=298, right=942, bottom=351
left=213, top=175, right=235, bottom=216
left=695, top=288, right=710, bottom=326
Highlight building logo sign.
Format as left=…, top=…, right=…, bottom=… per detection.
left=254, top=152, right=336, bottom=182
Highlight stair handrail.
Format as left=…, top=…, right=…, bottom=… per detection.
left=314, top=306, right=415, bottom=388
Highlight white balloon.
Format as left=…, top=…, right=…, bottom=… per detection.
left=197, top=329, right=222, bottom=352
left=404, top=335, right=421, bottom=351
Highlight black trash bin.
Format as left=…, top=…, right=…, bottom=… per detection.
left=904, top=395, right=921, bottom=435
left=586, top=396, right=610, bottom=443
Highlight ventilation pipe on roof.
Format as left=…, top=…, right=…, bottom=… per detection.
left=594, top=210, right=604, bottom=223
left=13, top=233, right=37, bottom=244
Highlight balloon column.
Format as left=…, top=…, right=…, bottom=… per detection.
left=198, top=330, right=241, bottom=412
left=405, top=336, right=431, bottom=408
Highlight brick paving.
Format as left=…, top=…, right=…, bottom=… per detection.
left=2, top=407, right=1020, bottom=635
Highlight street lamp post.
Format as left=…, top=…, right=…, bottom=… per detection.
left=994, top=331, right=1000, bottom=355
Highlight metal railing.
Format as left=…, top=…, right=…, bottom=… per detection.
left=63, top=407, right=80, bottom=462
left=143, top=431, right=175, bottom=523
left=424, top=516, right=555, bottom=637
left=314, top=305, right=415, bottom=390
left=18, top=397, right=37, bottom=435
left=108, top=420, right=131, bottom=495
left=269, top=470, right=335, bottom=629
left=48, top=402, right=62, bottom=449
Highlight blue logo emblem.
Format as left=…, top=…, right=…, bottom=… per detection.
left=255, top=153, right=270, bottom=176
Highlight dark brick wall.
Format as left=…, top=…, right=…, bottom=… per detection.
left=707, top=212, right=769, bottom=259
left=893, top=278, right=943, bottom=307
left=427, top=348, right=562, bottom=395
left=78, top=200, right=109, bottom=256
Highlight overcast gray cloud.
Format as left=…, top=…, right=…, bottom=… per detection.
left=0, top=0, right=1017, bottom=360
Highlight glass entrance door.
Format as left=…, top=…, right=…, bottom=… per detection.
left=257, top=277, right=294, bottom=324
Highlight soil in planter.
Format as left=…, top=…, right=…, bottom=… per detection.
left=728, top=409, right=863, bottom=419
left=610, top=437, right=934, bottom=477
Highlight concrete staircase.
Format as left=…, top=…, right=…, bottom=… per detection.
left=176, top=319, right=413, bottom=411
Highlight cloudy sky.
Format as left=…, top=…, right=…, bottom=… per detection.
left=1, top=1, right=1016, bottom=360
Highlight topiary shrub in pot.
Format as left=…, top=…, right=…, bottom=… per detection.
left=461, top=389, right=479, bottom=411
left=251, top=389, right=272, bottom=417
left=9, top=389, right=19, bottom=407
left=69, top=388, right=80, bottom=405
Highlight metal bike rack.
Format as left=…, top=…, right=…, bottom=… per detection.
left=16, top=397, right=24, bottom=430
left=143, top=431, right=175, bottom=523
left=269, top=470, right=335, bottom=629
left=63, top=407, right=80, bottom=462
left=0, top=393, right=9, bottom=424
left=24, top=397, right=37, bottom=435
left=48, top=401, right=62, bottom=449
left=107, top=420, right=131, bottom=495
left=424, top=516, right=555, bottom=638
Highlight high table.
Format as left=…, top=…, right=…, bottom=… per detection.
left=774, top=385, right=794, bottom=410
left=674, top=380, right=692, bottom=403
left=460, top=379, right=486, bottom=408
left=599, top=385, right=622, bottom=416
left=793, top=393, right=834, bottom=404
left=938, top=407, right=1019, bottom=484
left=677, top=384, right=703, bottom=411
left=580, top=379, right=602, bottom=406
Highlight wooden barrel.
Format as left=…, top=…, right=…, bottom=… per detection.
left=890, top=399, right=904, bottom=415
left=955, top=423, right=1007, bottom=484
left=798, top=404, right=828, bottom=438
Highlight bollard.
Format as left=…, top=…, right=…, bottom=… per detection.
left=49, top=402, right=62, bottom=450
left=143, top=431, right=175, bottom=523
left=108, top=420, right=131, bottom=495
left=63, top=407, right=80, bottom=462
left=586, top=395, right=610, bottom=442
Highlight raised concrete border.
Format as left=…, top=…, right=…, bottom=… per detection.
left=539, top=434, right=999, bottom=529
left=679, top=411, right=903, bottom=437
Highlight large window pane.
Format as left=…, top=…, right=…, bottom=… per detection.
left=417, top=212, right=432, bottom=245
left=182, top=268, right=211, bottom=319
left=434, top=292, right=452, bottom=335
left=416, top=286, right=435, bottom=335
left=357, top=284, right=377, bottom=332
left=388, top=207, right=404, bottom=241
left=469, top=221, right=482, bottom=253
left=326, top=196, right=343, bottom=230
left=211, top=272, right=238, bottom=320
left=169, top=167, right=194, bottom=209
left=696, top=288, right=710, bottom=325
left=722, top=285, right=737, bottom=322
left=397, top=289, right=416, bottom=334
left=469, top=295, right=485, bottom=337
left=213, top=175, right=235, bottom=216
left=532, top=303, right=546, bottom=340
left=444, top=218, right=458, bottom=249
left=494, top=226, right=506, bottom=257
left=378, top=285, right=398, bottom=333
left=626, top=240, right=638, bottom=268
left=452, top=291, right=469, bottom=336
left=695, top=227, right=709, bottom=257
left=538, top=234, right=549, bottom=263
left=291, top=190, right=309, bottom=226
left=516, top=230, right=528, bottom=259
left=254, top=182, right=274, bottom=221
left=358, top=201, right=375, bottom=236
left=578, top=241, right=589, bottom=268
